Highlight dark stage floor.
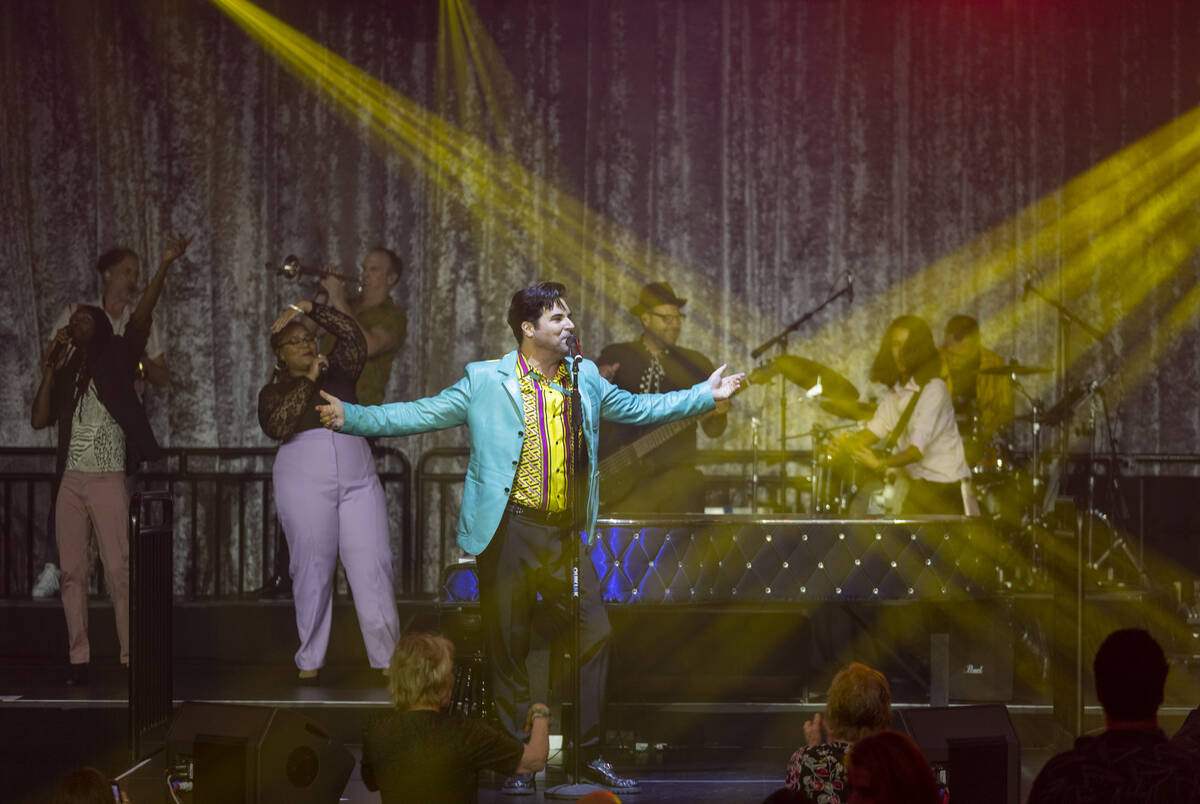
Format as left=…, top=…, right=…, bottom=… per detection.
left=3, top=595, right=1199, bottom=803
left=4, top=657, right=1198, bottom=804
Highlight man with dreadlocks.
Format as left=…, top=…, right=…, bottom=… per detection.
left=31, top=233, right=191, bottom=686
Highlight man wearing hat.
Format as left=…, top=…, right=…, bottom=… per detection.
left=596, top=282, right=729, bottom=512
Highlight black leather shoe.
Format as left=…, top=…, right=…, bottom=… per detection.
left=500, top=772, right=535, bottom=795
left=581, top=757, right=640, bottom=793
left=256, top=574, right=292, bottom=599
left=66, top=663, right=88, bottom=686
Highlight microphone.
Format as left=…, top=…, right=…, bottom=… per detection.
left=1023, top=273, right=1035, bottom=300
left=846, top=271, right=855, bottom=302
left=568, top=335, right=583, bottom=363
left=317, top=354, right=328, bottom=376
left=48, top=339, right=70, bottom=367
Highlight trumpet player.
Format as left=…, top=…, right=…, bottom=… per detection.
left=315, top=247, right=406, bottom=406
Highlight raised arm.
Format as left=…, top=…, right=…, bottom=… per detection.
left=129, top=233, right=191, bottom=332
left=307, top=302, right=366, bottom=374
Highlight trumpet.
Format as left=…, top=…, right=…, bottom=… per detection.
left=272, top=255, right=362, bottom=295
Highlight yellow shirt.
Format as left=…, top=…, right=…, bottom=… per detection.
left=510, top=353, right=576, bottom=512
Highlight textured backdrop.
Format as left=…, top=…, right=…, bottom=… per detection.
left=4, top=0, right=1200, bottom=467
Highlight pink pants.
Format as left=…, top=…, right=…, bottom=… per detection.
left=56, top=470, right=130, bottom=665
left=273, top=428, right=400, bottom=670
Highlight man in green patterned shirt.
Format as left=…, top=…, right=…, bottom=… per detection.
left=319, top=247, right=407, bottom=405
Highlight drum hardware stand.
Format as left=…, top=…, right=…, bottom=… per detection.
left=1008, top=375, right=1046, bottom=528
left=1084, top=388, right=1145, bottom=585
left=750, top=275, right=853, bottom=512
left=750, top=416, right=760, bottom=514
left=789, top=419, right=856, bottom=515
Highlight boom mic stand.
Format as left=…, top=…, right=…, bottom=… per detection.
left=546, top=343, right=603, bottom=800
left=749, top=275, right=853, bottom=512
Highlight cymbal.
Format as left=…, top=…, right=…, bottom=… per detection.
left=749, top=355, right=859, bottom=400
left=819, top=397, right=876, bottom=421
left=978, top=361, right=1051, bottom=376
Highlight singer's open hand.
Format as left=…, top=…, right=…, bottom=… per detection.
left=272, top=301, right=313, bottom=333
left=316, top=390, right=345, bottom=430
left=707, top=364, right=745, bottom=401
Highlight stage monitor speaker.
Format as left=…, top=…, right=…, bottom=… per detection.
left=166, top=702, right=354, bottom=804
left=897, top=704, right=1019, bottom=804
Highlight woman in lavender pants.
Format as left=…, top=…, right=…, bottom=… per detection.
left=258, top=298, right=399, bottom=683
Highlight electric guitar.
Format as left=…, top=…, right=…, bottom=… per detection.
left=598, top=410, right=719, bottom=506
left=826, top=437, right=911, bottom=516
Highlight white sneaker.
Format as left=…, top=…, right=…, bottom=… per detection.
left=32, top=563, right=61, bottom=598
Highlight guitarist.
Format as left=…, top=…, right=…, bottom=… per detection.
left=596, top=282, right=730, bottom=512
left=835, top=316, right=973, bottom=516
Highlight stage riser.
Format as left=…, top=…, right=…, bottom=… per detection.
left=2, top=595, right=1194, bottom=713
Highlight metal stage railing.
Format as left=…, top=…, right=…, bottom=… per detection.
left=2, top=447, right=1198, bottom=599
left=129, top=490, right=173, bottom=762
left=0, top=445, right=412, bottom=598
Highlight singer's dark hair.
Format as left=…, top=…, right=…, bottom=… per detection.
left=95, top=247, right=137, bottom=276
left=869, top=315, right=940, bottom=387
left=508, top=281, right=568, bottom=344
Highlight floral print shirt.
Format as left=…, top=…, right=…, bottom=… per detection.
left=786, top=741, right=851, bottom=803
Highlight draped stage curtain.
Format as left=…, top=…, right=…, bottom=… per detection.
left=3, top=0, right=1200, bottom=588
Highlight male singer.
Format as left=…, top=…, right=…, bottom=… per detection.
left=316, top=281, right=743, bottom=794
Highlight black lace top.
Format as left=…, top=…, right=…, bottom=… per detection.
left=257, top=304, right=366, bottom=441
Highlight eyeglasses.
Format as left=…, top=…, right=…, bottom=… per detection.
left=651, top=313, right=686, bottom=324
left=278, top=335, right=316, bottom=348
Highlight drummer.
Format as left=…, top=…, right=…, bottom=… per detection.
left=940, top=315, right=1014, bottom=456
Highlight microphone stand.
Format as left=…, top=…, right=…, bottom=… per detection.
left=546, top=345, right=603, bottom=800
left=749, top=277, right=853, bottom=512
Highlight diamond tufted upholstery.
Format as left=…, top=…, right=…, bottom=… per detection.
left=442, top=517, right=999, bottom=604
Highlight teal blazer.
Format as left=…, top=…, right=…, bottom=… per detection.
left=340, top=349, right=715, bottom=555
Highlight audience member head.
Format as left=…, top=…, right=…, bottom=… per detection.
left=845, top=730, right=939, bottom=804
left=761, top=786, right=815, bottom=803
left=826, top=662, right=892, bottom=742
left=576, top=791, right=622, bottom=804
left=388, top=633, right=455, bottom=711
left=1093, top=627, right=1167, bottom=723
left=52, top=766, right=119, bottom=804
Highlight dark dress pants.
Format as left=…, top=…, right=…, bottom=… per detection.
left=476, top=510, right=611, bottom=750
